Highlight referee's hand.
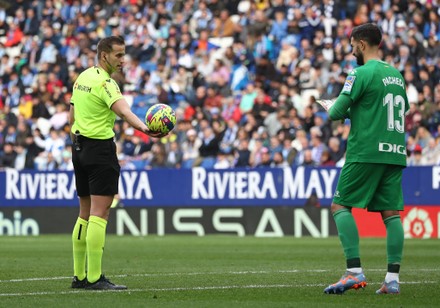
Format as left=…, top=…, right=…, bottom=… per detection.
left=144, top=127, right=168, bottom=138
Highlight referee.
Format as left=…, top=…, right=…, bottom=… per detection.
left=69, top=36, right=164, bottom=290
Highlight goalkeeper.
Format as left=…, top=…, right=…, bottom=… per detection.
left=317, top=23, right=409, bottom=295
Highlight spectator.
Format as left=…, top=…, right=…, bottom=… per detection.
left=256, top=147, right=272, bottom=167
left=165, top=140, right=183, bottom=168
left=220, top=118, right=239, bottom=154
left=148, top=142, right=167, bottom=168
left=269, top=11, right=288, bottom=44
left=181, top=128, right=202, bottom=169
left=310, top=129, right=328, bottom=165
left=407, top=144, right=424, bottom=166
left=421, top=138, right=440, bottom=165
left=320, top=149, right=336, bottom=166
left=234, top=137, right=251, bottom=168
left=59, top=148, right=74, bottom=171
left=31, top=94, right=51, bottom=120
left=4, top=22, right=23, bottom=47
left=196, top=126, right=220, bottom=168
left=301, top=149, right=316, bottom=166
left=328, top=137, right=345, bottom=163
left=15, top=120, right=30, bottom=146
left=20, top=65, right=34, bottom=90
left=0, top=142, right=17, bottom=168
left=211, top=9, right=235, bottom=38
left=230, top=56, right=251, bottom=93
left=43, top=127, right=65, bottom=164
left=49, top=103, right=69, bottom=131
left=38, top=39, right=58, bottom=66
left=239, top=82, right=258, bottom=114
left=24, top=132, right=44, bottom=169
left=206, top=58, right=230, bottom=89
left=3, top=124, right=17, bottom=144
left=415, top=126, right=432, bottom=149
left=18, top=95, right=33, bottom=120
left=130, top=134, right=151, bottom=159
left=252, top=88, right=275, bottom=126
left=203, top=86, right=222, bottom=111
left=213, top=150, right=233, bottom=169
left=249, top=137, right=265, bottom=167
left=192, top=29, right=218, bottom=55
left=22, top=8, right=40, bottom=36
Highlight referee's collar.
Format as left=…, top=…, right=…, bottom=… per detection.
left=95, top=65, right=111, bottom=78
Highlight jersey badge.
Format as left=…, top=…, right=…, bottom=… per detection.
left=342, top=75, right=356, bottom=93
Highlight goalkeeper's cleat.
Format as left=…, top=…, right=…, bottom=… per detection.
left=85, top=274, right=127, bottom=290
left=71, top=276, right=87, bottom=289
left=376, top=280, right=400, bottom=294
left=324, top=271, right=367, bottom=294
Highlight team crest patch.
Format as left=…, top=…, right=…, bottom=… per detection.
left=342, top=75, right=356, bottom=93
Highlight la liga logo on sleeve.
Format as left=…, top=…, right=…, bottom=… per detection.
left=342, top=75, right=356, bottom=93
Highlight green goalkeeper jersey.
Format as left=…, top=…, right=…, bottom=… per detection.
left=329, top=59, right=409, bottom=167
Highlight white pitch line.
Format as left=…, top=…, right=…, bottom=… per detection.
left=0, top=268, right=439, bottom=284
left=0, top=281, right=437, bottom=297
left=0, top=269, right=321, bottom=283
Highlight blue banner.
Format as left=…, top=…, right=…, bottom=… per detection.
left=0, top=166, right=439, bottom=207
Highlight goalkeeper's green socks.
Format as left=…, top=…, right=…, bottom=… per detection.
left=384, top=215, right=404, bottom=282
left=86, top=215, right=108, bottom=283
left=333, top=209, right=362, bottom=272
left=72, top=217, right=88, bottom=281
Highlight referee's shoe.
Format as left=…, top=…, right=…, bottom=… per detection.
left=71, top=276, right=87, bottom=289
left=85, top=275, right=127, bottom=290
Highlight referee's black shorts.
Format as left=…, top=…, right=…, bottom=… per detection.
left=72, top=136, right=120, bottom=197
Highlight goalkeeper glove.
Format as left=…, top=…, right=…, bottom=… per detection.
left=316, top=98, right=336, bottom=112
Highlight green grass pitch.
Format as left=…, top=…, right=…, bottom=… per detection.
left=0, top=236, right=439, bottom=307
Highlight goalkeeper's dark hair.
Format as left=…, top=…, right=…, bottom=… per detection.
left=97, top=36, right=125, bottom=59
left=350, top=23, right=382, bottom=47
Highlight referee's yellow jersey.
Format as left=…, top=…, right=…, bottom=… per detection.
left=71, top=66, right=123, bottom=139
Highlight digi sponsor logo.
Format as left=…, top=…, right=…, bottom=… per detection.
left=378, top=142, right=406, bottom=155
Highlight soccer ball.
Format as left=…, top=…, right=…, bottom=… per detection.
left=145, top=103, right=176, bottom=135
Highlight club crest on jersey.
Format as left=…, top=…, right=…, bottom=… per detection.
left=342, top=75, right=356, bottom=93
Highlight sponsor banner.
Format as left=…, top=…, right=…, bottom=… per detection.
left=0, top=207, right=337, bottom=237
left=353, top=206, right=440, bottom=239
left=0, top=166, right=439, bottom=207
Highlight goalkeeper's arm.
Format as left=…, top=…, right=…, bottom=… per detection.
left=317, top=95, right=352, bottom=121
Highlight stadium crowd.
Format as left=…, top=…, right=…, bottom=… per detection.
left=0, top=0, right=440, bottom=170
